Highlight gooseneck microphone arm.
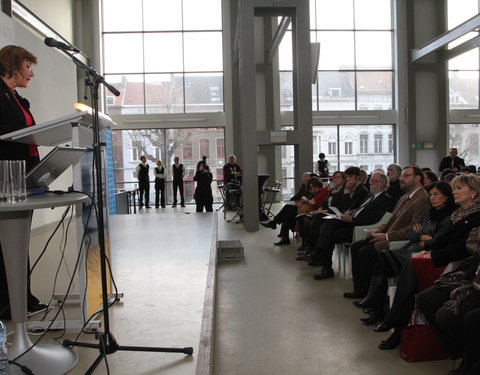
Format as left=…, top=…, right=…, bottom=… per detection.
left=44, top=37, right=80, bottom=53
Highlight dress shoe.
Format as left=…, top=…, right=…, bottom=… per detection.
left=313, top=268, right=334, bottom=280
left=181, top=204, right=186, bottom=207
left=360, top=311, right=385, bottom=326
left=378, top=329, right=401, bottom=350
left=353, top=298, right=371, bottom=309
left=343, top=291, right=364, bottom=299
left=161, top=205, right=166, bottom=208
left=274, top=238, right=290, bottom=246
left=172, top=204, right=177, bottom=208
left=261, top=221, right=277, bottom=230
left=374, top=321, right=394, bottom=333
left=146, top=206, right=152, bottom=208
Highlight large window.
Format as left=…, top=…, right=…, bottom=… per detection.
left=449, top=124, right=480, bottom=168
left=447, top=0, right=479, bottom=109
left=102, top=0, right=223, bottom=115
left=279, top=0, right=393, bottom=111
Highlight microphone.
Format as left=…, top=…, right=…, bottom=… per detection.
left=44, top=37, right=80, bottom=53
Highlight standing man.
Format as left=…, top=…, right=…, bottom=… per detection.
left=135, top=155, right=151, bottom=209
left=172, top=156, right=185, bottom=207
left=439, top=147, right=465, bottom=172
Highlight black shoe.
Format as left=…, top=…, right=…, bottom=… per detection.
left=146, top=206, right=152, bottom=208
left=139, top=205, right=144, bottom=209
left=343, top=291, right=364, bottom=299
left=353, top=298, right=371, bottom=309
left=161, top=205, right=166, bottom=208
left=181, top=204, right=186, bottom=207
left=374, top=321, right=394, bottom=333
left=172, top=204, right=177, bottom=208
left=313, top=268, right=334, bottom=280
left=360, top=311, right=385, bottom=326
left=274, top=238, right=290, bottom=246
left=378, top=329, right=401, bottom=350
left=155, top=206, right=159, bottom=208
left=261, top=221, right=277, bottom=230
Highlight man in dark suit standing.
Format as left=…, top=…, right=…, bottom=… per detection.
left=439, top=147, right=465, bottom=172
left=344, top=165, right=430, bottom=305
left=172, top=156, right=185, bottom=207
left=307, top=171, right=394, bottom=280
left=135, top=155, right=151, bottom=209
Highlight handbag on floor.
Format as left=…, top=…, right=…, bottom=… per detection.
left=399, top=311, right=448, bottom=362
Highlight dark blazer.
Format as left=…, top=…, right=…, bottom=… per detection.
left=343, top=183, right=369, bottom=212
left=351, top=192, right=394, bottom=227
left=439, top=156, right=465, bottom=172
left=430, top=209, right=480, bottom=267
left=0, top=78, right=39, bottom=171
left=375, top=187, right=430, bottom=251
left=386, top=179, right=403, bottom=206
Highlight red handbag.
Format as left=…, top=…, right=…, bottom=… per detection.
left=408, top=257, right=445, bottom=291
left=399, top=315, right=448, bottom=362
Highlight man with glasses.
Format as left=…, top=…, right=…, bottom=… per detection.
left=344, top=165, right=430, bottom=319
left=305, top=171, right=394, bottom=280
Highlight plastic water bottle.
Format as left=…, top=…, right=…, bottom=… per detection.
left=0, top=321, right=9, bottom=375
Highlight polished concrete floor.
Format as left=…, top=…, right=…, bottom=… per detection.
left=5, top=203, right=451, bottom=374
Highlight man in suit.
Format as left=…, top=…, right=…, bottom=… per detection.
left=172, top=156, right=185, bottom=207
left=135, top=155, right=151, bottom=208
left=439, top=147, right=465, bottom=172
left=307, top=171, right=394, bottom=280
left=344, top=165, right=430, bottom=306
left=386, top=163, right=403, bottom=205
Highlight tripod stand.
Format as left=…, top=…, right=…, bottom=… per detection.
left=47, top=39, right=193, bottom=374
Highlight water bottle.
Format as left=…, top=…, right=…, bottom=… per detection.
left=0, top=321, right=9, bottom=375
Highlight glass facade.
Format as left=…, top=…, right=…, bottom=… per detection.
left=102, top=0, right=223, bottom=115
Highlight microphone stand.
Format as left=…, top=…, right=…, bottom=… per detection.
left=53, top=44, right=193, bottom=374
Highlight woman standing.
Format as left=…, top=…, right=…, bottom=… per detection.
left=0, top=45, right=46, bottom=319
left=194, top=164, right=213, bottom=212
left=154, top=160, right=166, bottom=208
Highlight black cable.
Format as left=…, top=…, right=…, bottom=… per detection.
left=8, top=360, right=34, bottom=375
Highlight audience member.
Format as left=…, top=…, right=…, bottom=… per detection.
left=306, top=171, right=394, bottom=280
left=416, top=174, right=480, bottom=363
left=154, top=160, right=166, bottom=208
left=386, top=163, right=404, bottom=204
left=262, top=177, right=329, bottom=246
left=345, top=165, right=430, bottom=304
left=223, top=154, right=242, bottom=184
left=439, top=147, right=465, bottom=173
left=172, top=156, right=185, bottom=207
left=423, top=170, right=439, bottom=188
left=136, top=155, right=151, bottom=209
left=355, top=181, right=456, bottom=329
left=317, top=153, right=330, bottom=178
left=193, top=164, right=213, bottom=212
left=290, top=172, right=316, bottom=202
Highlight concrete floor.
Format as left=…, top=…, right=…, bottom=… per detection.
left=213, top=205, right=451, bottom=375
left=4, top=203, right=452, bottom=374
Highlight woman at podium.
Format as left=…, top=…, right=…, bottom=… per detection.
left=0, top=45, right=47, bottom=319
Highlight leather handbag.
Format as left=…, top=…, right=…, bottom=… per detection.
left=399, top=312, right=448, bottom=362
left=408, top=257, right=445, bottom=292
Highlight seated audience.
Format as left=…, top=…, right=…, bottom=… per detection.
left=416, top=174, right=480, bottom=365
left=304, top=171, right=394, bottom=281
left=354, top=181, right=455, bottom=332
left=344, top=165, right=430, bottom=302
left=262, top=177, right=329, bottom=246
left=298, top=166, right=369, bottom=256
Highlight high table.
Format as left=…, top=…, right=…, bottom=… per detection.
left=0, top=193, right=88, bottom=375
